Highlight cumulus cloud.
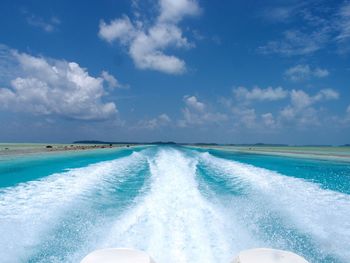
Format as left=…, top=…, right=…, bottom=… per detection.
left=230, top=106, right=278, bottom=130
left=98, top=0, right=200, bottom=74
left=231, top=107, right=257, bottom=129
left=313, top=68, right=330, bottom=78
left=137, top=113, right=171, bottom=129
left=290, top=88, right=338, bottom=109
left=176, top=87, right=340, bottom=133
left=98, top=16, right=136, bottom=44
left=280, top=88, right=339, bottom=125
left=158, top=0, right=200, bottom=22
left=222, top=86, right=288, bottom=129
left=261, top=112, right=277, bottom=128
left=225, top=85, right=340, bottom=130
left=179, top=95, right=227, bottom=127
left=314, top=88, right=339, bottom=101
left=233, top=86, right=288, bottom=102
left=184, top=95, right=205, bottom=111
left=289, top=89, right=314, bottom=109
left=0, top=48, right=118, bottom=120
left=284, top=64, right=329, bottom=81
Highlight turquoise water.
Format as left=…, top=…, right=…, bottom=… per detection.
left=0, top=146, right=349, bottom=263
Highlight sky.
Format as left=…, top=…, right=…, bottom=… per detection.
left=0, top=0, right=349, bottom=144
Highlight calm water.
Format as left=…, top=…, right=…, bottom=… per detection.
left=0, top=146, right=349, bottom=263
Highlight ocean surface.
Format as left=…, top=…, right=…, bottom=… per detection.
left=0, top=146, right=349, bottom=263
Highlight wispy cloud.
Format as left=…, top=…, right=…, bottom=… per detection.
left=335, top=2, right=350, bottom=53
left=261, top=5, right=300, bottom=23
left=284, top=64, right=329, bottom=81
left=22, top=10, right=61, bottom=33
left=336, top=2, right=350, bottom=42
left=259, top=1, right=350, bottom=56
left=101, top=71, right=128, bottom=89
left=258, top=28, right=330, bottom=56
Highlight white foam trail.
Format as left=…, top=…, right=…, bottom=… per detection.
left=0, top=152, right=145, bottom=263
left=96, top=148, right=258, bottom=263
left=200, top=152, right=350, bottom=262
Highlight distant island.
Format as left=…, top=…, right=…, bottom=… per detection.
left=73, top=141, right=350, bottom=147
left=73, top=140, right=177, bottom=145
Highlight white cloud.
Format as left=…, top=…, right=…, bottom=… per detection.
left=0, top=48, right=118, bottom=120
left=336, top=2, right=350, bottom=42
left=280, top=88, right=339, bottom=125
left=23, top=10, right=61, bottom=33
left=98, top=0, right=199, bottom=74
left=290, top=89, right=313, bottom=109
left=222, top=86, right=287, bottom=129
left=341, top=105, right=350, bottom=125
left=314, top=88, right=339, bottom=101
left=259, top=2, right=350, bottom=56
left=98, top=16, right=136, bottom=44
left=228, top=105, right=275, bottom=130
left=333, top=104, right=350, bottom=126
left=285, top=65, right=311, bottom=81
left=137, top=113, right=171, bottom=129
left=226, top=85, right=339, bottom=129
left=158, top=0, right=200, bottom=22
left=184, top=95, right=205, bottom=111
left=290, top=89, right=338, bottom=109
left=259, top=29, right=330, bottom=56
left=261, top=112, right=277, bottom=128
left=179, top=95, right=227, bottom=127
left=159, top=113, right=171, bottom=122
left=101, top=70, right=126, bottom=89
left=313, top=68, right=330, bottom=78
left=280, top=106, right=296, bottom=120
left=231, top=107, right=257, bottom=128
left=262, top=6, right=296, bottom=22
left=233, top=86, right=288, bottom=102
left=284, top=64, right=329, bottom=81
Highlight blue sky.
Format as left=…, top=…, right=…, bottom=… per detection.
left=0, top=0, right=349, bottom=144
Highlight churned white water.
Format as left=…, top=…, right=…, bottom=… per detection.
left=0, top=152, right=146, bottom=263
left=98, top=149, right=257, bottom=263
left=0, top=147, right=349, bottom=263
left=199, top=152, right=350, bottom=262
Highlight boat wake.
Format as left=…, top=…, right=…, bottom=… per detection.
left=96, top=148, right=257, bottom=263
left=0, top=151, right=147, bottom=263
left=198, top=152, right=350, bottom=262
left=0, top=147, right=349, bottom=263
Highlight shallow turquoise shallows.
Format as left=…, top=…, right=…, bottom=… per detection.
left=0, top=146, right=349, bottom=263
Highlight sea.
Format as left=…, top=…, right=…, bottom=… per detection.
left=0, top=145, right=349, bottom=263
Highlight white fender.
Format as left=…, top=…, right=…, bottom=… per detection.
left=232, top=248, right=309, bottom=263
left=80, top=248, right=156, bottom=263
